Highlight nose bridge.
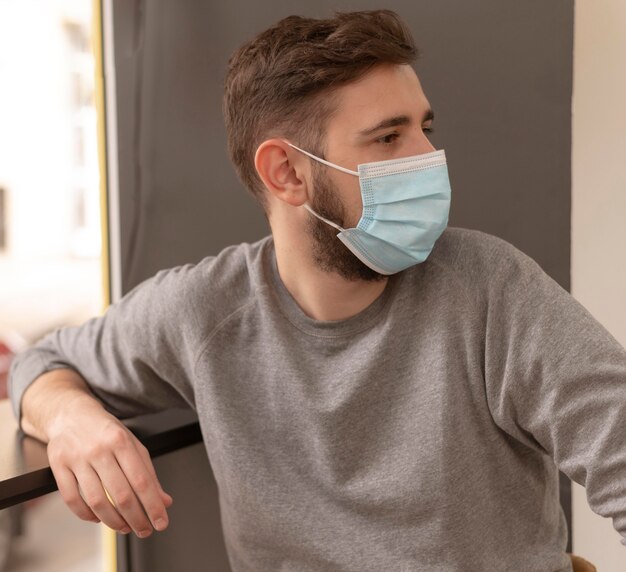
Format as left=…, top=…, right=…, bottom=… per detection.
left=403, top=123, right=436, bottom=157
left=416, top=125, right=437, bottom=154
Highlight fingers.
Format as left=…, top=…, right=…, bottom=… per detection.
left=91, top=452, right=159, bottom=537
left=73, top=463, right=132, bottom=534
left=52, top=464, right=100, bottom=524
left=134, top=440, right=173, bottom=507
left=112, top=440, right=171, bottom=533
left=47, top=414, right=173, bottom=538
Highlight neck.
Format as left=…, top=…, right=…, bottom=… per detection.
left=272, top=235, right=389, bottom=322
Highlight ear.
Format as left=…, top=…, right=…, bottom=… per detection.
left=254, top=139, right=310, bottom=207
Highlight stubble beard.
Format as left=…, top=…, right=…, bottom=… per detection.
left=306, top=165, right=386, bottom=283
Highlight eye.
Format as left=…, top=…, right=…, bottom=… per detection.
left=423, top=125, right=435, bottom=133
left=376, top=132, right=399, bottom=145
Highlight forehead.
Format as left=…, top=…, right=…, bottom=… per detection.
left=326, top=64, right=430, bottom=135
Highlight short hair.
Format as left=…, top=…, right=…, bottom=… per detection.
left=222, top=9, right=419, bottom=210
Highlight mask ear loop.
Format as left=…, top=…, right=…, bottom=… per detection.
left=285, top=142, right=359, bottom=177
left=303, top=204, right=346, bottom=232
left=285, top=141, right=353, bottom=233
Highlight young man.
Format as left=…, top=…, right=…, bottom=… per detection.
left=8, top=10, right=626, bottom=571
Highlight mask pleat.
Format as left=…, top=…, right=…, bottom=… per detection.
left=361, top=166, right=450, bottom=206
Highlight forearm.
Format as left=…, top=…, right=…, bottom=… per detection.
left=21, top=368, right=106, bottom=443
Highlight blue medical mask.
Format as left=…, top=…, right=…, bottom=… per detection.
left=287, top=143, right=452, bottom=275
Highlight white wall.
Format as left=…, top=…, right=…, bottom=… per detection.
left=571, top=0, right=626, bottom=569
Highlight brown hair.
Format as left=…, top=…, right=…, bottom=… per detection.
left=222, top=10, right=419, bottom=210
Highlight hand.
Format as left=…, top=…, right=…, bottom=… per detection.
left=46, top=398, right=173, bottom=538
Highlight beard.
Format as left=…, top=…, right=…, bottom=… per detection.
left=306, top=165, right=386, bottom=283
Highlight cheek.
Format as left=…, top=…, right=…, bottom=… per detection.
left=341, top=178, right=363, bottom=227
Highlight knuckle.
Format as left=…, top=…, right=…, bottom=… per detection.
left=131, top=474, right=150, bottom=493
left=48, top=445, right=72, bottom=466
left=84, top=443, right=105, bottom=458
left=63, top=491, right=82, bottom=508
left=106, top=519, right=125, bottom=532
left=106, top=428, right=128, bottom=449
left=88, top=496, right=108, bottom=511
left=65, top=498, right=84, bottom=515
left=80, top=490, right=95, bottom=504
left=115, top=492, right=133, bottom=509
left=76, top=508, right=96, bottom=521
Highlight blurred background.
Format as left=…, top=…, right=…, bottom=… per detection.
left=0, top=0, right=104, bottom=571
left=0, top=0, right=103, bottom=347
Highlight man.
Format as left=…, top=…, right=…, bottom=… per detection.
left=8, top=9, right=626, bottom=571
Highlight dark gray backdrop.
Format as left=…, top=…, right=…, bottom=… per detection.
left=106, top=1, right=574, bottom=569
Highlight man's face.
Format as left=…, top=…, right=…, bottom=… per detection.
left=305, top=63, right=437, bottom=281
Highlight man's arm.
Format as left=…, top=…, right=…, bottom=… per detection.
left=21, top=367, right=173, bottom=538
left=469, top=232, right=626, bottom=545
left=9, top=264, right=203, bottom=538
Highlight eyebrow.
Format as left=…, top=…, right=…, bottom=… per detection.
left=358, top=108, right=435, bottom=137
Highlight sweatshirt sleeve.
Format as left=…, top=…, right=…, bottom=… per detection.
left=8, top=264, right=200, bottom=431
left=474, top=233, right=626, bottom=546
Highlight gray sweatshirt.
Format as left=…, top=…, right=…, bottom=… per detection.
left=8, top=227, right=626, bottom=571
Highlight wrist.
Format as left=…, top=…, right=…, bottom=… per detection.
left=46, top=391, right=106, bottom=440
left=20, top=368, right=104, bottom=442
